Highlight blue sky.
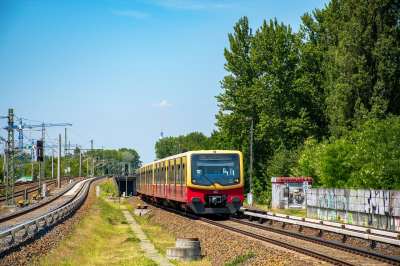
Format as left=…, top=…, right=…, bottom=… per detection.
left=0, top=0, right=329, bottom=165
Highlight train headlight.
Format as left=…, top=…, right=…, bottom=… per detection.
left=235, top=179, right=239, bottom=183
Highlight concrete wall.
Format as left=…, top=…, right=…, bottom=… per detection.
left=306, top=188, right=400, bottom=231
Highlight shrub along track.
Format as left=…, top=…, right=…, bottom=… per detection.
left=0, top=179, right=104, bottom=266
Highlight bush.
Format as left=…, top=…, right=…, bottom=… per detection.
left=295, top=116, right=400, bottom=189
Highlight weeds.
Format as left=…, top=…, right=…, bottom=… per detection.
left=223, top=253, right=255, bottom=266
left=125, top=236, right=141, bottom=243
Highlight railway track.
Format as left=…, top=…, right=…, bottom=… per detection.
left=0, top=177, right=91, bottom=226
left=0, top=176, right=105, bottom=247
left=0, top=176, right=81, bottom=191
left=0, top=176, right=82, bottom=204
left=160, top=207, right=355, bottom=265
left=228, top=217, right=400, bottom=265
left=141, top=198, right=400, bottom=265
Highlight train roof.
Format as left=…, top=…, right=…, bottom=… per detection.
left=138, top=150, right=241, bottom=169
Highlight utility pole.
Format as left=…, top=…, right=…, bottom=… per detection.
left=41, top=123, right=45, bottom=180
left=79, top=147, right=82, bottom=180
left=58, top=134, right=61, bottom=188
left=5, top=109, right=15, bottom=206
left=65, top=128, right=67, bottom=181
left=2, top=140, right=6, bottom=185
left=91, top=140, right=94, bottom=176
left=68, top=141, right=70, bottom=179
left=51, top=148, right=54, bottom=178
left=31, top=139, right=34, bottom=182
left=246, top=117, right=254, bottom=205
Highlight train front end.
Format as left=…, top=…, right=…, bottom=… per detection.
left=186, top=150, right=244, bottom=214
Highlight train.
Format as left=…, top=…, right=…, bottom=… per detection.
left=136, top=150, right=244, bottom=215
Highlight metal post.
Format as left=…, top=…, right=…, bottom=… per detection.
left=6, top=109, right=15, bottom=206
left=65, top=128, right=67, bottom=178
left=68, top=141, right=70, bottom=181
left=91, top=140, right=93, bottom=176
left=58, top=134, right=61, bottom=188
left=41, top=123, right=46, bottom=180
left=31, top=139, right=33, bottom=182
left=79, top=147, right=81, bottom=180
left=250, top=119, right=253, bottom=195
left=2, top=141, right=6, bottom=184
left=38, top=161, right=41, bottom=194
left=51, top=148, right=54, bottom=178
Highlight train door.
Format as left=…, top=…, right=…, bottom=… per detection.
left=160, top=162, right=164, bottom=197
left=156, top=163, right=159, bottom=197
left=147, top=166, right=150, bottom=195
left=182, top=157, right=187, bottom=200
left=152, top=166, right=154, bottom=196
left=174, top=160, right=177, bottom=199
left=144, top=166, right=148, bottom=194
left=176, top=158, right=181, bottom=200
left=169, top=159, right=175, bottom=199
left=167, top=161, right=170, bottom=198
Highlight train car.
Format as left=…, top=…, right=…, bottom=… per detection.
left=136, top=150, right=244, bottom=215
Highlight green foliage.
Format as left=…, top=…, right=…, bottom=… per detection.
left=154, top=132, right=207, bottom=160
left=223, top=253, right=255, bottom=266
left=302, top=0, right=400, bottom=137
left=296, top=116, right=400, bottom=189
left=100, top=178, right=119, bottom=197
left=153, top=0, right=400, bottom=193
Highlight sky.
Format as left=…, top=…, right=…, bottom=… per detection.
left=0, top=0, right=329, bottom=165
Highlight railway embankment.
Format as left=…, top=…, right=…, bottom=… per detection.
left=127, top=197, right=318, bottom=266
left=0, top=178, right=104, bottom=265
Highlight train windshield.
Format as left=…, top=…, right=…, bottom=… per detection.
left=191, top=154, right=240, bottom=186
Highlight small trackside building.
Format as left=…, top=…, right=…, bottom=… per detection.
left=271, top=177, right=313, bottom=209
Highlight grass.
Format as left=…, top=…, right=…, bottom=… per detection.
left=38, top=197, right=157, bottom=266
left=223, top=253, right=255, bottom=266
left=99, top=178, right=119, bottom=198
left=125, top=203, right=211, bottom=266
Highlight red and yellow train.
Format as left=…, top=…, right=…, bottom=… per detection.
left=136, top=150, right=244, bottom=214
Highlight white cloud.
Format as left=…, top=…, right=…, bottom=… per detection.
left=202, top=102, right=208, bottom=105
left=151, top=100, right=172, bottom=107
left=109, top=10, right=149, bottom=20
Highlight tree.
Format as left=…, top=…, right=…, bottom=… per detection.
left=305, top=0, right=400, bottom=136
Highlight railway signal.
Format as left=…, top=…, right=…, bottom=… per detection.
left=36, top=141, right=43, bottom=162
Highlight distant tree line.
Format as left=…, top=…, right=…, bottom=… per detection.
left=0, top=148, right=141, bottom=182
left=155, top=0, right=400, bottom=203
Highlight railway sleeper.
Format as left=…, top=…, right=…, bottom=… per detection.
left=15, top=226, right=28, bottom=240
left=27, top=221, right=38, bottom=234
left=0, top=234, right=14, bottom=247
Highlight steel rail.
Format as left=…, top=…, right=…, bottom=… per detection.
left=241, top=209, right=400, bottom=247
left=230, top=218, right=400, bottom=265
left=0, top=176, right=90, bottom=224
left=0, top=176, right=82, bottom=190
left=0, top=176, right=105, bottom=247
left=154, top=204, right=356, bottom=266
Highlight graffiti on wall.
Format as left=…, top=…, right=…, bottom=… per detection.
left=306, top=188, right=400, bottom=231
